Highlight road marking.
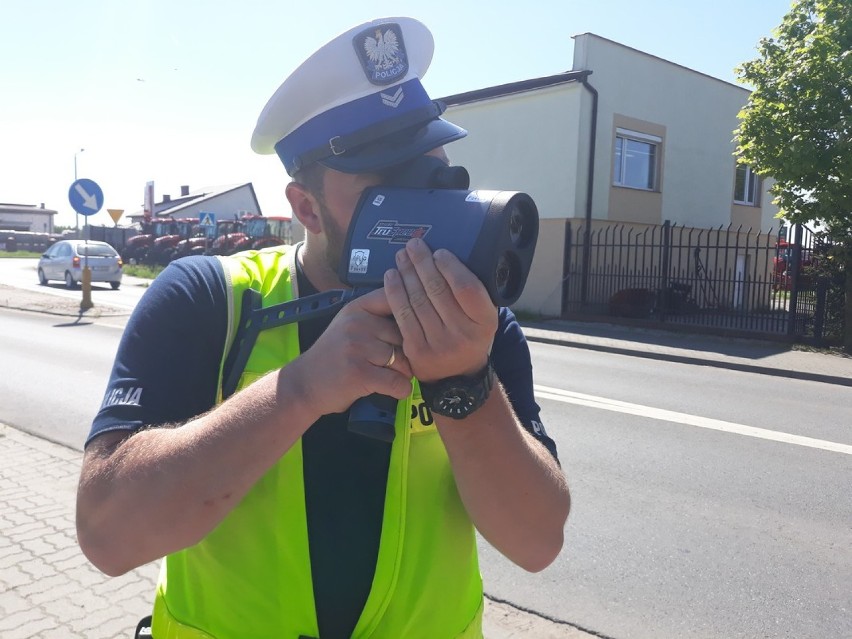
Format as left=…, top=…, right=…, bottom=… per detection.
left=534, top=385, right=852, bottom=456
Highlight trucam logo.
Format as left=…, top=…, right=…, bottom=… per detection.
left=367, top=220, right=432, bottom=244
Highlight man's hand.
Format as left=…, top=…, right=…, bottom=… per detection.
left=383, top=238, right=497, bottom=383
left=297, top=288, right=413, bottom=414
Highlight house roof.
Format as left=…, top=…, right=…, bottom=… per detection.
left=0, top=203, right=58, bottom=216
left=570, top=32, right=750, bottom=92
left=129, top=183, right=262, bottom=219
left=440, top=70, right=591, bottom=107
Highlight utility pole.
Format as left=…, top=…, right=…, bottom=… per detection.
left=74, top=148, right=85, bottom=237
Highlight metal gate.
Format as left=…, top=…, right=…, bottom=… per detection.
left=562, top=221, right=828, bottom=341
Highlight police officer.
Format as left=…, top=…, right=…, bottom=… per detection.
left=77, top=17, right=570, bottom=639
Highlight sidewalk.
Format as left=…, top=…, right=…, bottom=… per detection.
left=0, top=284, right=595, bottom=638
left=522, top=318, right=852, bottom=387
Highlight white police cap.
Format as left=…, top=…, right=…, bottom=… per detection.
left=251, top=17, right=467, bottom=176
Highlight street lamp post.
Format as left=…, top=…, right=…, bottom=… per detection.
left=74, top=148, right=85, bottom=237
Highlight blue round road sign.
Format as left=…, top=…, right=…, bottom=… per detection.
left=68, top=178, right=104, bottom=216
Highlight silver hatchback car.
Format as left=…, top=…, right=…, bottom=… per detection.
left=38, top=240, right=123, bottom=290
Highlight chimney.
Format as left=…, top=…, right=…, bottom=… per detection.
left=163, top=194, right=171, bottom=203
left=40, top=203, right=45, bottom=208
left=180, top=185, right=190, bottom=196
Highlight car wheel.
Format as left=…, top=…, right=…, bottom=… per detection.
left=64, top=271, right=76, bottom=289
left=38, top=268, right=48, bottom=285
left=110, top=281, right=120, bottom=290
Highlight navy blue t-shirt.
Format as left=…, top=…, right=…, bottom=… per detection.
left=88, top=255, right=557, bottom=638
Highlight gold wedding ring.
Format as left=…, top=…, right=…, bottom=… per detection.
left=384, top=346, right=396, bottom=368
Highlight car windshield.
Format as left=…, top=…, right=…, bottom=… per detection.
left=78, top=244, right=117, bottom=257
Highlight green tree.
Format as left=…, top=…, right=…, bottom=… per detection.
left=735, top=0, right=851, bottom=349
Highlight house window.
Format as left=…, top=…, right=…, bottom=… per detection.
left=734, top=164, right=760, bottom=205
left=614, top=128, right=661, bottom=190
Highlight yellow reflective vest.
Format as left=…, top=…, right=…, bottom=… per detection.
left=151, top=244, right=484, bottom=638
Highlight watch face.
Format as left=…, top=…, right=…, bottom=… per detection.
left=436, top=385, right=480, bottom=418
left=421, top=361, right=494, bottom=420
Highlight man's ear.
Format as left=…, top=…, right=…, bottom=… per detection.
left=286, top=182, right=322, bottom=235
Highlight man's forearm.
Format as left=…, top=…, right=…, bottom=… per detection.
left=76, top=360, right=320, bottom=576
left=436, top=385, right=570, bottom=572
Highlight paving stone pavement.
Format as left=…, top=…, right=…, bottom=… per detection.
left=0, top=424, right=159, bottom=639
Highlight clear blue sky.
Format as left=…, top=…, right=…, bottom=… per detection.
left=1, top=0, right=794, bottom=228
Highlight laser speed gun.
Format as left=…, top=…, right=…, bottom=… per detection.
left=223, top=156, right=539, bottom=441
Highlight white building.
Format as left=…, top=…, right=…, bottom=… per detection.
left=443, top=33, right=778, bottom=316
left=128, top=183, right=263, bottom=223
left=0, top=203, right=58, bottom=233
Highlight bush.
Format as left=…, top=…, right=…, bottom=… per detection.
left=808, top=238, right=847, bottom=345
left=122, top=264, right=164, bottom=280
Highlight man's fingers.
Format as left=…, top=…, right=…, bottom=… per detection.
left=433, top=248, right=496, bottom=326
left=347, top=287, right=393, bottom=317
left=394, top=241, right=444, bottom=332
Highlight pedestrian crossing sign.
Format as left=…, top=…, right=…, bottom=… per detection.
left=199, top=212, right=216, bottom=227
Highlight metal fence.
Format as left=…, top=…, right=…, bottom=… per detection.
left=563, top=221, right=827, bottom=341
left=0, top=230, right=57, bottom=252
left=84, top=225, right=139, bottom=252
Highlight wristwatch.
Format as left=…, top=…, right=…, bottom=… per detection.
left=419, top=358, right=496, bottom=420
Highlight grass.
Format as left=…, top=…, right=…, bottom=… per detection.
left=122, top=264, right=164, bottom=279
left=0, top=250, right=43, bottom=258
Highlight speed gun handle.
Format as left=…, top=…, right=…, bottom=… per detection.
left=348, top=394, right=397, bottom=443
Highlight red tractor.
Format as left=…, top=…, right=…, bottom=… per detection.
left=121, top=219, right=179, bottom=265
left=773, top=239, right=816, bottom=290
left=170, top=224, right=213, bottom=261
left=205, top=219, right=247, bottom=256
left=145, top=218, right=203, bottom=265
left=227, top=215, right=293, bottom=254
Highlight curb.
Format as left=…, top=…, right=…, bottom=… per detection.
left=522, top=332, right=852, bottom=388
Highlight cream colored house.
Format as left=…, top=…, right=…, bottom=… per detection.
left=443, top=33, right=778, bottom=317
left=0, top=203, right=57, bottom=233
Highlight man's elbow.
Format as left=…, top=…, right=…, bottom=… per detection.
left=76, top=508, right=135, bottom=577
left=76, top=487, right=146, bottom=577
left=518, top=527, right=565, bottom=573
left=520, top=490, right=570, bottom=573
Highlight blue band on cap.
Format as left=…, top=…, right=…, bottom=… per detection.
left=275, top=78, right=433, bottom=174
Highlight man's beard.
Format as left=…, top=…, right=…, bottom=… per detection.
left=317, top=199, right=346, bottom=280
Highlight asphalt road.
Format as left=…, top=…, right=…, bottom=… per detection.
left=490, top=344, right=851, bottom=639
left=0, top=257, right=850, bottom=638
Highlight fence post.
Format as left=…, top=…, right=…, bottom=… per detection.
left=813, top=277, right=828, bottom=345
left=786, top=224, right=803, bottom=338
left=658, top=220, right=671, bottom=319
left=581, top=224, right=591, bottom=304
left=561, top=221, right=573, bottom=318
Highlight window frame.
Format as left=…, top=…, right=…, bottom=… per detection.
left=613, top=128, right=662, bottom=192
left=734, top=163, right=761, bottom=206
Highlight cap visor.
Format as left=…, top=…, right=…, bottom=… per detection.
left=319, top=118, right=467, bottom=174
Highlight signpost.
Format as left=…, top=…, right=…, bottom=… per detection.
left=199, top=212, right=216, bottom=253
left=107, top=208, right=124, bottom=225
left=68, top=179, right=104, bottom=311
